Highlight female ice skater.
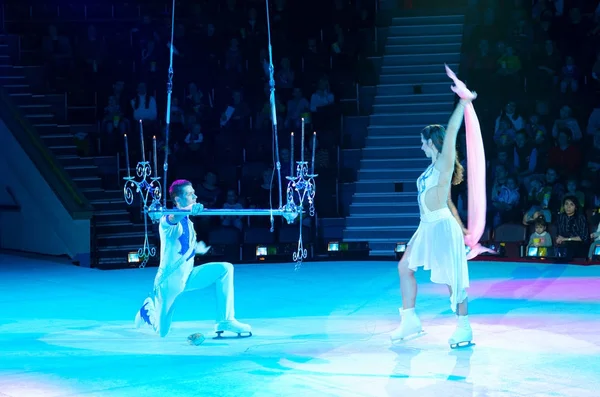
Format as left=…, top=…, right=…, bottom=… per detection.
left=390, top=66, right=481, bottom=349
left=134, top=179, right=252, bottom=344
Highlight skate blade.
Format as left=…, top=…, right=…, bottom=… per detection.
left=391, top=330, right=426, bottom=343
left=187, top=333, right=205, bottom=346
left=450, top=341, right=475, bottom=349
left=213, top=331, right=253, bottom=340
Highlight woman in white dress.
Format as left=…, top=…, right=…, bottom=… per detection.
left=390, top=85, right=477, bottom=349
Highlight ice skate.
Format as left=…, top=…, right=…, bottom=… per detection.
left=448, top=316, right=474, bottom=349
left=214, top=319, right=252, bottom=339
left=134, top=297, right=156, bottom=332
left=390, top=308, right=425, bottom=343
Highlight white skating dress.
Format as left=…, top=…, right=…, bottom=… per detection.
left=406, top=163, right=470, bottom=312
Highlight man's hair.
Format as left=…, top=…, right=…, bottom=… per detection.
left=169, top=179, right=192, bottom=201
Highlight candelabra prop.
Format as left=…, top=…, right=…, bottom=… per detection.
left=122, top=121, right=318, bottom=268
left=122, top=126, right=162, bottom=268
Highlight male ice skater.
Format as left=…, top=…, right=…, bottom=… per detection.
left=134, top=179, right=252, bottom=342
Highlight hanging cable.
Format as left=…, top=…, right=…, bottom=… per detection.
left=162, top=0, right=176, bottom=207
left=264, top=0, right=283, bottom=233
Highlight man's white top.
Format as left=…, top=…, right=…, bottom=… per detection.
left=155, top=215, right=197, bottom=286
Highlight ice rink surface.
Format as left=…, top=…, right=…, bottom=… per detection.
left=1, top=253, right=599, bottom=397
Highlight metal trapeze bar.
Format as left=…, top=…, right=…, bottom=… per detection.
left=147, top=208, right=294, bottom=217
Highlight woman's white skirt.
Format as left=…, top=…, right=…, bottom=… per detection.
left=406, top=207, right=470, bottom=312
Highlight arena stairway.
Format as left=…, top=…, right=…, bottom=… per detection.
left=0, top=34, right=152, bottom=269
left=342, top=14, right=464, bottom=257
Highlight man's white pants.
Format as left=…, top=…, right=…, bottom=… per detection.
left=153, top=262, right=235, bottom=337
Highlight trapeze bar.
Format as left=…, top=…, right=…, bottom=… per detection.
left=147, top=208, right=293, bottom=217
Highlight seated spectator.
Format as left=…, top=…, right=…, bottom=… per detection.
left=554, top=195, right=589, bottom=257
left=561, top=178, right=585, bottom=210
left=551, top=105, right=582, bottom=143
left=527, top=217, right=553, bottom=250
left=559, top=56, right=580, bottom=94
left=490, top=173, right=521, bottom=227
left=548, top=130, right=582, bottom=177
left=588, top=221, right=600, bottom=260
left=494, top=101, right=524, bottom=136
left=221, top=189, right=244, bottom=231
left=544, top=168, right=566, bottom=213
left=522, top=176, right=552, bottom=224
left=131, top=82, right=157, bottom=123
left=285, top=88, right=311, bottom=132
left=513, top=130, right=537, bottom=184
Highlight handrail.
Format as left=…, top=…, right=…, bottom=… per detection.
left=0, top=86, right=93, bottom=220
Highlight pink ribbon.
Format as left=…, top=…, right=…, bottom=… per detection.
left=445, top=65, right=495, bottom=259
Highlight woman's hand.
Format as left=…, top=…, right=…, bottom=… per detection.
left=591, top=232, right=598, bottom=240
left=445, top=64, right=477, bottom=101
left=556, top=236, right=566, bottom=244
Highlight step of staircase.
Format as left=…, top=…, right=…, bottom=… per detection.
left=391, top=15, right=465, bottom=25
left=372, top=102, right=453, bottom=113
left=374, top=92, right=455, bottom=105
left=382, top=53, right=460, bottom=67
left=387, top=35, right=463, bottom=46
left=376, top=82, right=451, bottom=96
left=362, top=146, right=422, bottom=158
left=82, top=189, right=124, bottom=201
left=358, top=168, right=423, bottom=180
left=360, top=158, right=430, bottom=169
left=380, top=64, right=459, bottom=75
left=56, top=155, right=96, bottom=167
left=343, top=238, right=403, bottom=256
left=97, top=231, right=149, bottom=247
left=72, top=176, right=103, bottom=190
left=349, top=202, right=419, bottom=215
left=40, top=133, right=74, bottom=147
left=379, top=73, right=453, bottom=85
left=366, top=135, right=422, bottom=147
left=0, top=64, right=43, bottom=76
left=64, top=165, right=100, bottom=179
left=46, top=145, right=78, bottom=156
left=346, top=213, right=420, bottom=228
left=366, top=124, right=425, bottom=137
left=2, top=84, right=31, bottom=94
left=17, top=103, right=53, bottom=115
left=388, top=24, right=463, bottom=36
left=90, top=199, right=132, bottom=212
left=95, top=223, right=147, bottom=236
left=24, top=113, right=56, bottom=123
left=96, top=244, right=158, bottom=269
left=370, top=111, right=449, bottom=125
left=94, top=210, right=132, bottom=223
left=352, top=192, right=417, bottom=204
left=385, top=42, right=461, bottom=55
left=355, top=179, right=418, bottom=193
left=344, top=226, right=417, bottom=240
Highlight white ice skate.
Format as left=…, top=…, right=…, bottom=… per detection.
left=134, top=297, right=157, bottom=332
left=214, top=319, right=252, bottom=339
left=448, top=316, right=474, bottom=349
left=390, top=308, right=425, bottom=343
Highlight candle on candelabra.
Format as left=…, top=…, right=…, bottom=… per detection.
left=139, top=120, right=146, bottom=162
left=301, top=118, right=305, bottom=163
left=311, top=131, right=316, bottom=175
left=124, top=133, right=131, bottom=177
left=290, top=131, right=294, bottom=176
left=153, top=135, right=158, bottom=178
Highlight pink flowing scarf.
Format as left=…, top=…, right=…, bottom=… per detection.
left=445, top=65, right=494, bottom=260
